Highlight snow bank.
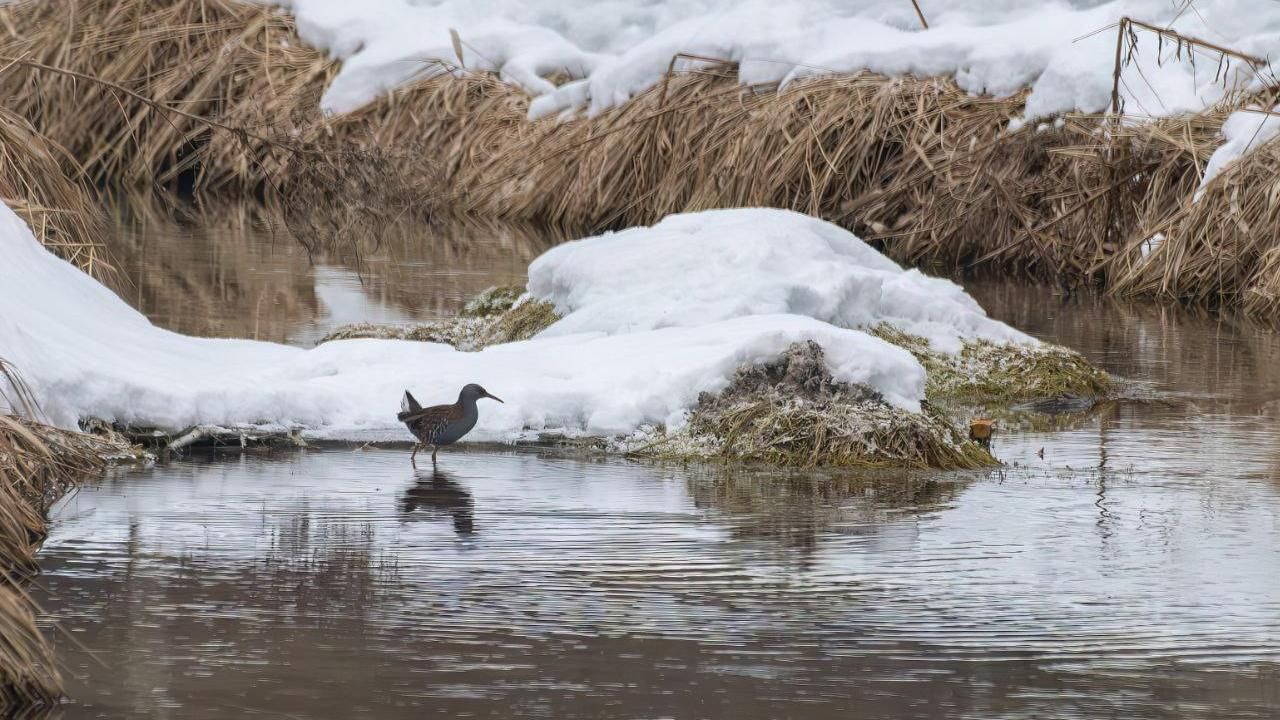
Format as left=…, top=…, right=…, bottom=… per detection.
left=1195, top=108, right=1280, bottom=200
left=275, top=0, right=1280, bottom=123
left=528, top=208, right=1030, bottom=353
left=0, top=204, right=986, bottom=439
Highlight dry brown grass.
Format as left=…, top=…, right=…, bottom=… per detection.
left=0, top=0, right=430, bottom=251
left=341, top=67, right=1182, bottom=285
left=0, top=585, right=59, bottom=712
left=0, top=414, right=110, bottom=573
left=0, top=106, right=109, bottom=280
left=1107, top=103, right=1280, bottom=313
left=2, top=0, right=1278, bottom=314
left=0, top=414, right=110, bottom=712
left=0, top=360, right=120, bottom=711
left=0, top=0, right=337, bottom=193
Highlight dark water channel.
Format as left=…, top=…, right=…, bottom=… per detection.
left=29, top=213, right=1280, bottom=718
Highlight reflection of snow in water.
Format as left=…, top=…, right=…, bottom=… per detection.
left=294, top=265, right=424, bottom=346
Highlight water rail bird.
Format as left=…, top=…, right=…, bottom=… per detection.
left=398, top=384, right=503, bottom=466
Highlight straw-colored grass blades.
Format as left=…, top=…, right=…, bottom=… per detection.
left=0, top=107, right=108, bottom=280
left=0, top=358, right=120, bottom=711
left=0, top=414, right=97, bottom=710
left=1, top=0, right=1280, bottom=317
left=1110, top=115, right=1280, bottom=312
left=0, top=0, right=336, bottom=193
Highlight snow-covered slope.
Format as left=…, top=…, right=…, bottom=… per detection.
left=275, top=0, right=1280, bottom=122
left=1, top=205, right=1028, bottom=440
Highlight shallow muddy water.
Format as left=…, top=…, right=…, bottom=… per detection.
left=29, top=216, right=1280, bottom=718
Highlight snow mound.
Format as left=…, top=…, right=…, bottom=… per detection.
left=0, top=203, right=948, bottom=439
left=528, top=208, right=1030, bottom=353
left=276, top=0, right=1280, bottom=123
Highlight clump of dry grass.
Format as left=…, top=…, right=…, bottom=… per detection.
left=1108, top=106, right=1280, bottom=313
left=0, top=107, right=109, bottom=280
left=0, top=0, right=336, bottom=193
left=631, top=342, right=995, bottom=469
left=0, top=360, right=126, bottom=711
left=0, top=586, right=60, bottom=712
left=0, top=419, right=101, bottom=709
left=0, top=0, right=434, bottom=255
left=0, top=414, right=115, bottom=576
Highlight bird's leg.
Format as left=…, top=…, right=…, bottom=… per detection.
left=411, top=442, right=420, bottom=467
left=431, top=445, right=439, bottom=465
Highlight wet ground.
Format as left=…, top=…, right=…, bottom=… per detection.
left=29, top=212, right=1280, bottom=718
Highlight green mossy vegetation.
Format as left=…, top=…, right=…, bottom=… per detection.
left=461, top=286, right=524, bottom=317
left=319, top=286, right=560, bottom=351
left=871, top=325, right=1112, bottom=405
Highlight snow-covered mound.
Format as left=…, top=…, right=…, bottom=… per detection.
left=277, top=0, right=1280, bottom=123
left=0, top=205, right=1037, bottom=440
left=528, top=209, right=1030, bottom=353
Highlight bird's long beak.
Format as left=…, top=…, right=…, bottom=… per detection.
left=485, top=392, right=504, bottom=403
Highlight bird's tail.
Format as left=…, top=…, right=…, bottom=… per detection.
left=399, top=390, right=423, bottom=421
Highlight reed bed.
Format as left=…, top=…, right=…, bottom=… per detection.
left=1108, top=108, right=1280, bottom=313
left=335, top=67, right=1200, bottom=285
left=0, top=0, right=1277, bottom=313
left=0, top=0, right=336, bottom=193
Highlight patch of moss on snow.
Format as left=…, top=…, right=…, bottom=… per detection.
left=626, top=341, right=995, bottom=470
left=462, top=286, right=524, bottom=317
left=319, top=287, right=561, bottom=351
left=319, top=317, right=495, bottom=350
left=482, top=296, right=560, bottom=345
left=871, top=326, right=1111, bottom=405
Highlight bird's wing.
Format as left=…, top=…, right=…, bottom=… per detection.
left=400, top=404, right=454, bottom=444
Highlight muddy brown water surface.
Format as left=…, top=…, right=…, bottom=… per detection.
left=30, top=214, right=1280, bottom=718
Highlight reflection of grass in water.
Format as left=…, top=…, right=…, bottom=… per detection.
left=260, top=518, right=400, bottom=624
left=685, top=465, right=966, bottom=561
left=106, top=198, right=560, bottom=342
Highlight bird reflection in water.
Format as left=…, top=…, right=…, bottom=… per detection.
left=401, top=468, right=475, bottom=535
